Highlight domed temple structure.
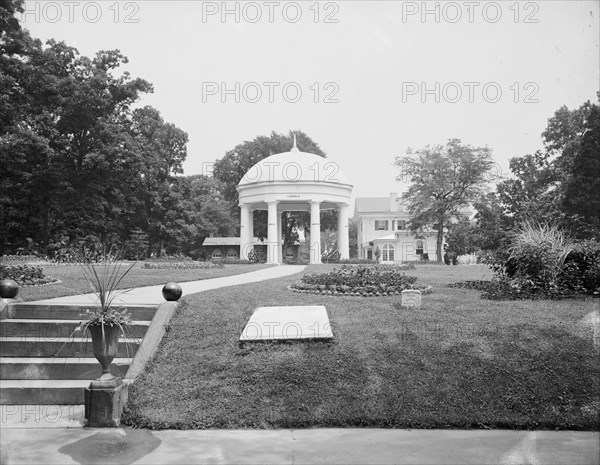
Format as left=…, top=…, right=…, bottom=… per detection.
left=236, top=136, right=353, bottom=264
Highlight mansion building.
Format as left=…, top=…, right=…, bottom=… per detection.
left=355, top=193, right=460, bottom=263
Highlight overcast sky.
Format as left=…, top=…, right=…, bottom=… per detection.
left=20, top=0, right=599, bottom=199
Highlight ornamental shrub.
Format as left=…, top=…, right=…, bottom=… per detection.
left=0, top=264, right=56, bottom=286
left=559, top=240, right=600, bottom=294
left=471, top=222, right=600, bottom=299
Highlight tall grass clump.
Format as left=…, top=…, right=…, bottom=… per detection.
left=505, top=221, right=574, bottom=290
left=481, top=221, right=600, bottom=299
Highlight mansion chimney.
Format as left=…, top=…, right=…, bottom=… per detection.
left=389, top=192, right=397, bottom=212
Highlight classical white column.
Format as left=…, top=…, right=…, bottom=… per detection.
left=247, top=208, right=254, bottom=259
left=239, top=204, right=250, bottom=260
left=267, top=201, right=279, bottom=264
left=337, top=203, right=350, bottom=260
left=248, top=209, right=254, bottom=240
left=310, top=201, right=321, bottom=264
left=276, top=210, right=282, bottom=264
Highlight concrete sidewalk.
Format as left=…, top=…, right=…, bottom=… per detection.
left=0, top=427, right=598, bottom=464
left=33, top=265, right=306, bottom=305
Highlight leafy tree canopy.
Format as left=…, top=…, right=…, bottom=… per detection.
left=395, top=139, right=494, bottom=262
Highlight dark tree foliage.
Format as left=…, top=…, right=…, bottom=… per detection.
left=0, top=5, right=233, bottom=257
left=395, top=139, right=494, bottom=262
left=497, top=93, right=600, bottom=239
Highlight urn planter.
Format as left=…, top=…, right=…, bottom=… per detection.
left=88, top=324, right=123, bottom=388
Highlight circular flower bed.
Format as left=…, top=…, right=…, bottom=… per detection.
left=289, top=264, right=431, bottom=297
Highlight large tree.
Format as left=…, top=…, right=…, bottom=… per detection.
left=497, top=94, right=600, bottom=238
left=0, top=3, right=205, bottom=255
left=395, top=139, right=494, bottom=262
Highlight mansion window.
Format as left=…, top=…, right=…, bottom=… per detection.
left=416, top=240, right=423, bottom=255
left=382, top=243, right=395, bottom=261
left=212, top=249, right=222, bottom=259
left=375, top=220, right=389, bottom=231
left=395, top=220, right=406, bottom=230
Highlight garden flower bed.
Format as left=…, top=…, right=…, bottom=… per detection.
left=143, top=261, right=224, bottom=269
left=289, top=264, right=431, bottom=297
left=0, top=264, right=59, bottom=286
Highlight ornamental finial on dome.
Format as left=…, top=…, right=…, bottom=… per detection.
left=290, top=133, right=299, bottom=152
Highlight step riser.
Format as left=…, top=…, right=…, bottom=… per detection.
left=0, top=341, right=138, bottom=358
left=1, top=387, right=85, bottom=405
left=6, top=306, right=157, bottom=321
left=1, top=362, right=130, bottom=380
left=0, top=322, right=148, bottom=338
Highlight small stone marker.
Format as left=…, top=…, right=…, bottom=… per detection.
left=401, top=289, right=422, bottom=308
left=240, top=305, right=333, bottom=342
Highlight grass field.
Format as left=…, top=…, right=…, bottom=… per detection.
left=16, top=263, right=273, bottom=302
left=123, top=264, right=600, bottom=430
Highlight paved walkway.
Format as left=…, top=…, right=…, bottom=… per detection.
left=1, top=427, right=598, bottom=464
left=33, top=265, right=306, bottom=305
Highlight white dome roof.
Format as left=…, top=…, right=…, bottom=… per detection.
left=238, top=148, right=351, bottom=187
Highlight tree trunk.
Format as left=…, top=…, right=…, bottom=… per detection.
left=436, top=218, right=444, bottom=263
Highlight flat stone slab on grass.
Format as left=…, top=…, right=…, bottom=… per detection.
left=239, top=305, right=333, bottom=342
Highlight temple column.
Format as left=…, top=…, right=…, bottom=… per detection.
left=247, top=208, right=254, bottom=259
left=267, top=201, right=279, bottom=264
left=240, top=204, right=250, bottom=260
left=337, top=203, right=350, bottom=260
left=310, top=201, right=321, bottom=264
left=276, top=210, right=283, bottom=264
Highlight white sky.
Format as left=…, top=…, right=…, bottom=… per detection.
left=19, top=1, right=600, bottom=200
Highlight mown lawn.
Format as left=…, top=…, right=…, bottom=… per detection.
left=16, top=263, right=273, bottom=302
left=123, top=264, right=600, bottom=430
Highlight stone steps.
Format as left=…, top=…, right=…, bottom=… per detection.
left=6, top=303, right=156, bottom=321
left=1, top=380, right=98, bottom=405
left=0, top=337, right=141, bottom=357
left=0, top=302, right=157, bottom=405
left=0, top=319, right=150, bottom=338
left=0, top=357, right=132, bottom=380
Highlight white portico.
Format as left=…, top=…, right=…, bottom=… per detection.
left=236, top=138, right=353, bottom=264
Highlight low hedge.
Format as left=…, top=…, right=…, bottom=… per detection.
left=145, top=254, right=194, bottom=262
left=211, top=259, right=266, bottom=265
left=143, top=261, right=223, bottom=270
left=0, top=254, right=41, bottom=263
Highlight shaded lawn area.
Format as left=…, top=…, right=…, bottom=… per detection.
left=123, top=264, right=600, bottom=430
left=17, top=263, right=273, bottom=302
